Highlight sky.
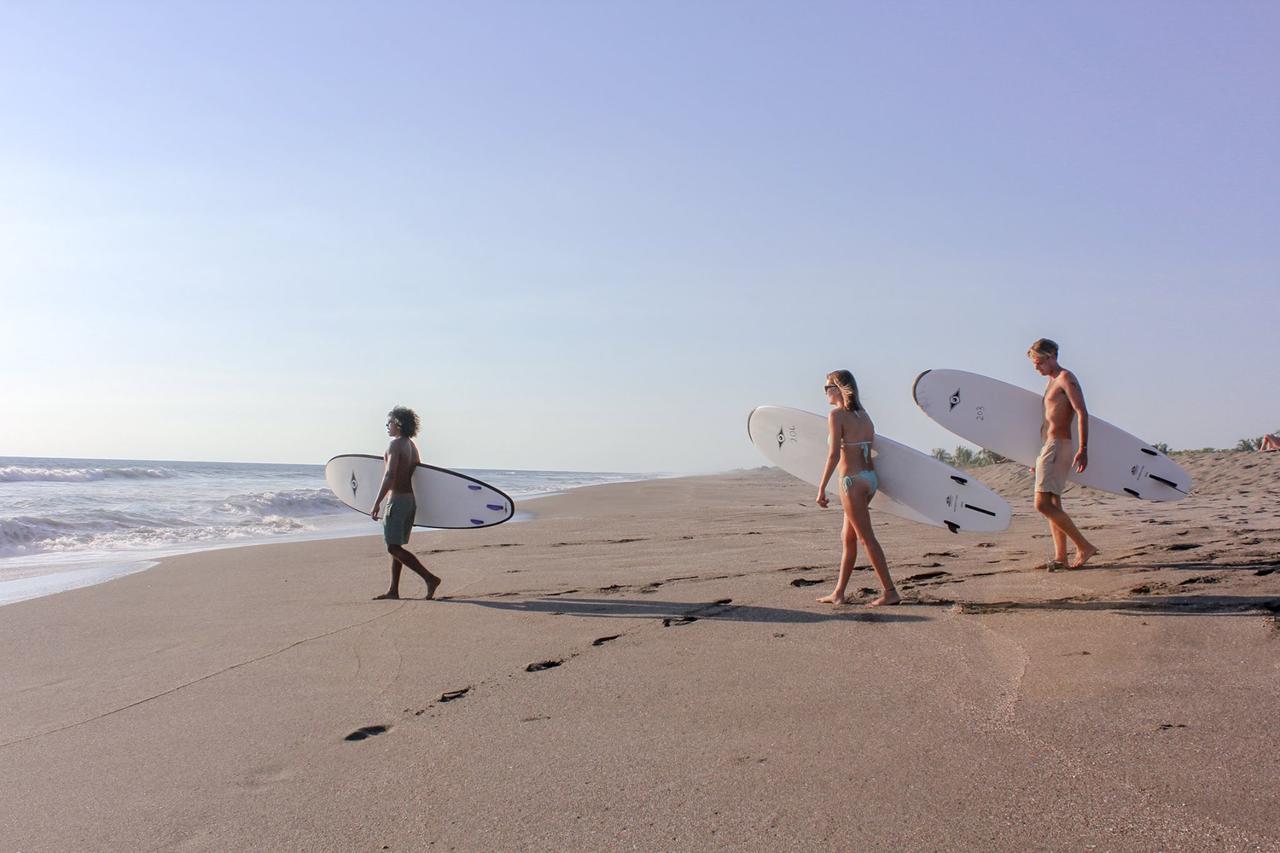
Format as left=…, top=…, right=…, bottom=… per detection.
left=1, top=1, right=1276, bottom=473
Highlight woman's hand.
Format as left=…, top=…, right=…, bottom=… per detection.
left=816, top=492, right=828, bottom=508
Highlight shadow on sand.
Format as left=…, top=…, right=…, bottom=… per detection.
left=440, top=596, right=930, bottom=625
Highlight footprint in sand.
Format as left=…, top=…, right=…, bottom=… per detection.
left=526, top=660, right=563, bottom=672
left=905, top=570, right=950, bottom=582
left=345, top=724, right=390, bottom=742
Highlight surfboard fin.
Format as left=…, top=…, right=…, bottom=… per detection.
left=1148, top=474, right=1182, bottom=491
left=944, top=521, right=960, bottom=534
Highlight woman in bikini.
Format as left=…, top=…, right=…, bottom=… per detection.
left=815, top=370, right=900, bottom=606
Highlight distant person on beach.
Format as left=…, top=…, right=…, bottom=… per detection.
left=1260, top=434, right=1280, bottom=452
left=370, top=406, right=441, bottom=600
left=1027, top=339, right=1099, bottom=570
left=814, top=370, right=900, bottom=606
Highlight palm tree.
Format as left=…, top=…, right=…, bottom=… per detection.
left=976, top=449, right=1009, bottom=466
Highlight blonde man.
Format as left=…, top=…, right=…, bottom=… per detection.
left=1027, top=339, right=1099, bottom=570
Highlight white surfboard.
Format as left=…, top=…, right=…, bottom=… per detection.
left=324, top=454, right=515, bottom=529
left=912, top=369, right=1191, bottom=501
left=747, top=406, right=1012, bottom=533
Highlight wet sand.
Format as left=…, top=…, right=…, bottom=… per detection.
left=2, top=452, right=1278, bottom=850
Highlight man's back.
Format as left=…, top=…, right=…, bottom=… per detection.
left=386, top=437, right=419, bottom=494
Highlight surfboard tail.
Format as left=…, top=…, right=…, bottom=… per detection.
left=911, top=369, right=933, bottom=404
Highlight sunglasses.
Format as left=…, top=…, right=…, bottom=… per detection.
left=824, top=384, right=838, bottom=392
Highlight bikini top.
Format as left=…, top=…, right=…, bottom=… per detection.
left=841, top=438, right=873, bottom=463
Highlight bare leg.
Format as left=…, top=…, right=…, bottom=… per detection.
left=818, top=516, right=859, bottom=604
left=374, top=558, right=404, bottom=600
left=1049, top=520, right=1069, bottom=565
left=388, top=545, right=441, bottom=598
left=1035, top=492, right=1098, bottom=568
left=846, top=485, right=899, bottom=606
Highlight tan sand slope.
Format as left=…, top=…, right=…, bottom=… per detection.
left=1, top=452, right=1277, bottom=850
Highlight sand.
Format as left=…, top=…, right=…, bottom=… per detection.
left=2, top=452, right=1279, bottom=851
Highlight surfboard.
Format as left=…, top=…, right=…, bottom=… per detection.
left=324, top=454, right=515, bottom=529
left=912, top=369, right=1191, bottom=501
left=747, top=405, right=1012, bottom=533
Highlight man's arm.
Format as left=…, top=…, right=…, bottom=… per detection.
left=1063, top=371, right=1089, bottom=471
left=372, top=441, right=402, bottom=519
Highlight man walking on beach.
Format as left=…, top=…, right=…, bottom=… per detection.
left=370, top=406, right=441, bottom=600
left=1028, top=339, right=1099, bottom=570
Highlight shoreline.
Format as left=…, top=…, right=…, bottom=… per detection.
left=2, top=459, right=1278, bottom=849
left=0, top=472, right=674, bottom=608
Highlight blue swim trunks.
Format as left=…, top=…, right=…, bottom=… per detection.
left=383, top=494, right=416, bottom=546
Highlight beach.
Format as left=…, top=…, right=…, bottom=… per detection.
left=2, top=453, right=1278, bottom=850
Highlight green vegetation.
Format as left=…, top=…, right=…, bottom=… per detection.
left=934, top=431, right=1276, bottom=464
left=931, top=447, right=1009, bottom=467
left=1154, top=430, right=1277, bottom=454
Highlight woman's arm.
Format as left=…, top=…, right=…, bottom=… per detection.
left=816, top=412, right=841, bottom=507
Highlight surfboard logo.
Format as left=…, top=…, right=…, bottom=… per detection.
left=777, top=427, right=786, bottom=449
left=349, top=471, right=359, bottom=498
left=949, top=389, right=962, bottom=411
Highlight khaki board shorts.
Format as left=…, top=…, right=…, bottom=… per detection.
left=383, top=494, right=416, bottom=546
left=1035, top=440, right=1073, bottom=495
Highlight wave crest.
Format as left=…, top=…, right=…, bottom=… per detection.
left=217, top=489, right=345, bottom=518
left=0, top=515, right=310, bottom=557
left=0, top=466, right=180, bottom=483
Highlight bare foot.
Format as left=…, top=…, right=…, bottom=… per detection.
left=868, top=590, right=901, bottom=607
left=1070, top=545, right=1100, bottom=569
left=424, top=575, right=441, bottom=600
left=373, top=591, right=399, bottom=600
left=817, top=592, right=848, bottom=605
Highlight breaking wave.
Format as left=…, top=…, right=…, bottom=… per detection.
left=0, top=465, right=180, bottom=483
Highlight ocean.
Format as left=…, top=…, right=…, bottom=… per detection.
left=0, top=456, right=659, bottom=606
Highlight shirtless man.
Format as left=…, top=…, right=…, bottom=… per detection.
left=1028, top=339, right=1099, bottom=570
left=370, top=406, right=441, bottom=600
